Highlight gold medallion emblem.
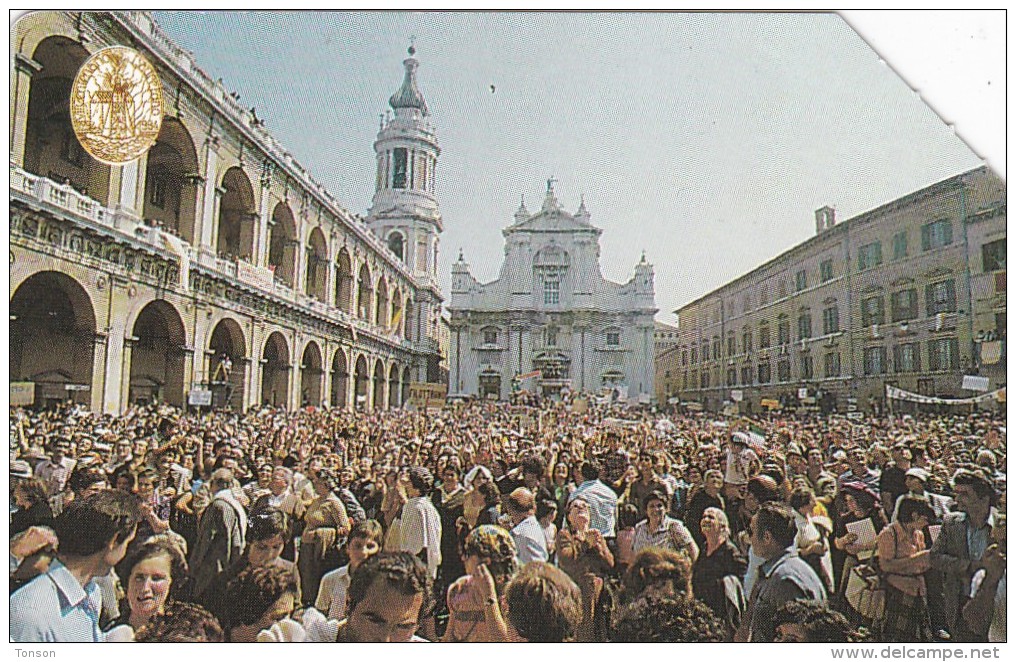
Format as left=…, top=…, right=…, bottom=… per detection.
left=70, top=46, right=164, bottom=165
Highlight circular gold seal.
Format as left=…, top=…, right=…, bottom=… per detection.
left=70, top=46, right=164, bottom=165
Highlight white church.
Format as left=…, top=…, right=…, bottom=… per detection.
left=447, top=181, right=657, bottom=401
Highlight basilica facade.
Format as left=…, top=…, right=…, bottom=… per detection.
left=10, top=11, right=444, bottom=413
left=448, top=184, right=657, bottom=401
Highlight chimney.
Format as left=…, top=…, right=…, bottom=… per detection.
left=815, top=206, right=836, bottom=234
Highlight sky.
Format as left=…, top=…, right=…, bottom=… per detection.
left=152, top=11, right=990, bottom=324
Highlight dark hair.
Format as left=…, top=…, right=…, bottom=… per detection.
left=348, top=519, right=383, bottom=544
left=642, top=489, right=669, bottom=511
left=135, top=601, right=224, bottom=643
left=503, top=561, right=582, bottom=642
left=520, top=454, right=546, bottom=478
left=407, top=466, right=434, bottom=494
left=121, top=537, right=189, bottom=602
left=610, top=594, right=726, bottom=642
left=746, top=474, right=781, bottom=505
left=773, top=600, right=858, bottom=643
left=247, top=508, right=291, bottom=542
left=580, top=460, right=601, bottom=481
left=222, top=564, right=297, bottom=628
left=536, top=498, right=558, bottom=521
left=478, top=480, right=501, bottom=507
left=112, top=466, right=137, bottom=492
left=53, top=490, right=141, bottom=557
left=896, top=495, right=935, bottom=525
left=622, top=546, right=692, bottom=602
left=347, top=552, right=430, bottom=614
left=789, top=485, right=816, bottom=511
left=314, top=468, right=342, bottom=495
left=754, top=502, right=798, bottom=549
left=15, top=477, right=48, bottom=506
left=952, top=468, right=996, bottom=501
left=618, top=503, right=641, bottom=529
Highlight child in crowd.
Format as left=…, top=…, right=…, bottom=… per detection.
left=315, top=519, right=382, bottom=620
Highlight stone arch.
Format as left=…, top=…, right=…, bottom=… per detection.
left=142, top=117, right=200, bottom=243
left=357, top=263, right=373, bottom=321
left=217, top=166, right=257, bottom=260
left=373, top=358, right=387, bottom=410
left=305, top=227, right=328, bottom=302
left=300, top=341, right=323, bottom=407
left=268, top=202, right=297, bottom=287
left=402, top=365, right=412, bottom=405
left=261, top=331, right=291, bottom=408
left=208, top=317, right=248, bottom=409
left=353, top=354, right=369, bottom=410
left=129, top=299, right=187, bottom=407
left=10, top=270, right=97, bottom=407
left=387, top=230, right=405, bottom=261
left=335, top=247, right=353, bottom=313
left=375, top=275, right=390, bottom=329
left=330, top=347, right=348, bottom=409
left=388, top=362, right=401, bottom=408
left=24, top=36, right=111, bottom=203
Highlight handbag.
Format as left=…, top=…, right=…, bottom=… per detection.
left=844, top=560, right=885, bottom=620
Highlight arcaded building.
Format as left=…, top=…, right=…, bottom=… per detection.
left=674, top=166, right=1005, bottom=413
left=447, top=184, right=657, bottom=401
left=10, top=11, right=445, bottom=413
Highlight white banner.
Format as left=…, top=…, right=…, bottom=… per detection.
left=886, top=383, right=1005, bottom=405
left=962, top=375, right=991, bottom=392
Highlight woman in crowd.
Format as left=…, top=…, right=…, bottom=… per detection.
left=691, top=506, right=747, bottom=635
left=444, top=525, right=519, bottom=642
left=461, top=465, right=495, bottom=530
left=536, top=498, right=559, bottom=558
left=875, top=495, right=935, bottom=642
left=790, top=485, right=834, bottom=594
left=556, top=496, right=614, bottom=641
left=548, top=460, right=575, bottom=529
left=10, top=477, right=54, bottom=535
left=684, top=468, right=725, bottom=550
left=221, top=564, right=299, bottom=642
left=833, top=482, right=887, bottom=611
left=298, top=467, right=350, bottom=605
left=116, top=536, right=189, bottom=632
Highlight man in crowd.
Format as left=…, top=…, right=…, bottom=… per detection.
left=189, top=468, right=247, bottom=602
left=335, top=552, right=431, bottom=642
left=568, top=460, right=618, bottom=541
left=505, top=487, right=549, bottom=564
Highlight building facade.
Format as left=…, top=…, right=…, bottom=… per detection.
left=10, top=11, right=444, bottom=413
left=674, top=167, right=1005, bottom=414
left=447, top=184, right=657, bottom=401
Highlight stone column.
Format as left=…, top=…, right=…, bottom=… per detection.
left=119, top=336, right=138, bottom=412
left=256, top=180, right=271, bottom=267
left=10, top=53, right=41, bottom=167
left=181, top=345, right=195, bottom=405
left=198, top=136, right=221, bottom=253
left=90, top=332, right=109, bottom=413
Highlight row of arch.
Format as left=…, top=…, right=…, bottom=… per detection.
left=10, top=271, right=413, bottom=411
left=19, top=34, right=413, bottom=338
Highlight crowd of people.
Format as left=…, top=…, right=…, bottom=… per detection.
left=8, top=393, right=1007, bottom=643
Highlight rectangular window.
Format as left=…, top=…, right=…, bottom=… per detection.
left=891, top=289, right=919, bottom=322
left=921, top=219, right=953, bottom=251
left=822, top=306, right=839, bottom=335
left=392, top=148, right=408, bottom=188
left=928, top=338, right=959, bottom=371
left=861, top=296, right=885, bottom=326
left=727, top=368, right=737, bottom=386
left=798, top=313, right=812, bottom=341
left=824, top=352, right=841, bottom=378
left=925, top=279, right=957, bottom=315
left=893, top=231, right=908, bottom=260
left=777, top=360, right=791, bottom=382
left=544, top=279, right=560, bottom=305
left=820, top=259, right=834, bottom=282
left=712, top=340, right=721, bottom=360
left=691, top=347, right=697, bottom=364
left=546, top=327, right=558, bottom=347
left=863, top=346, right=887, bottom=375
left=795, top=269, right=807, bottom=292
left=740, top=366, right=752, bottom=386
left=759, top=324, right=771, bottom=349
left=701, top=372, right=710, bottom=389
left=681, top=350, right=688, bottom=366
left=742, top=329, right=752, bottom=354
left=857, top=241, right=883, bottom=271
left=727, top=335, right=736, bottom=356
left=801, top=355, right=814, bottom=380
left=606, top=331, right=620, bottom=346
left=893, top=343, right=919, bottom=373
left=757, top=362, right=771, bottom=384
left=483, top=329, right=498, bottom=345
left=777, top=319, right=791, bottom=345
left=982, top=239, right=1006, bottom=272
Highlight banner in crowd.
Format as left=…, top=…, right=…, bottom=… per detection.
left=885, top=383, right=1006, bottom=405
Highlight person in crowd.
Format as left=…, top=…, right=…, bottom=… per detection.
left=134, top=601, right=224, bottom=642
left=34, top=438, right=76, bottom=516
left=610, top=593, right=728, bottom=642
left=443, top=524, right=518, bottom=642
left=519, top=454, right=555, bottom=504
left=317, top=519, right=382, bottom=620
left=790, top=485, right=834, bottom=594
left=629, top=452, right=669, bottom=518
left=773, top=599, right=860, bottom=642
left=833, top=481, right=886, bottom=607
left=433, top=462, right=466, bottom=600
left=740, top=474, right=783, bottom=597
left=299, top=467, right=351, bottom=605
left=838, top=447, right=881, bottom=495
left=395, top=466, right=442, bottom=580
left=877, top=495, right=935, bottom=642
left=962, top=509, right=1006, bottom=644
left=738, top=501, right=827, bottom=642
left=931, top=468, right=1000, bottom=641
left=11, top=477, right=55, bottom=535
left=557, top=494, right=614, bottom=641
left=568, top=460, right=619, bottom=540
left=537, top=498, right=559, bottom=558
left=11, top=490, right=141, bottom=642
left=189, top=468, right=247, bottom=603
left=685, top=467, right=726, bottom=552
left=335, top=552, right=432, bottom=642
left=615, top=502, right=640, bottom=573
left=621, top=546, right=693, bottom=602
left=692, top=506, right=747, bottom=634
left=461, top=465, right=495, bottom=530
left=724, top=432, right=760, bottom=502
left=632, top=489, right=698, bottom=561
left=116, top=536, right=189, bottom=632
left=880, top=442, right=914, bottom=517
left=504, top=487, right=549, bottom=564
left=548, top=459, right=576, bottom=529
left=221, top=564, right=299, bottom=642
left=243, top=463, right=274, bottom=505
left=502, top=561, right=582, bottom=642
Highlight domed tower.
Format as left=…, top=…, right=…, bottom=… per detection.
left=366, top=43, right=444, bottom=381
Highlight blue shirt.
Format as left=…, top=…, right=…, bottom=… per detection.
left=748, top=547, right=828, bottom=642
left=512, top=516, right=550, bottom=564
left=10, top=560, right=104, bottom=642
left=569, top=480, right=618, bottom=537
